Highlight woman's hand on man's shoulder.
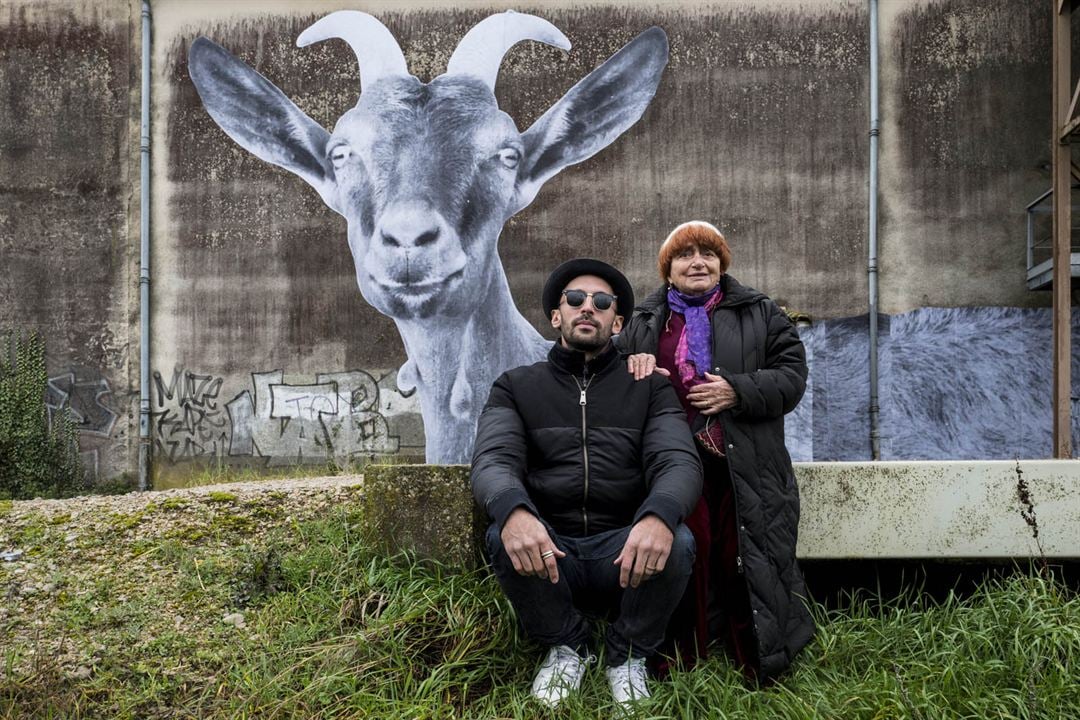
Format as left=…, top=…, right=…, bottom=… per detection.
left=626, top=353, right=670, bottom=381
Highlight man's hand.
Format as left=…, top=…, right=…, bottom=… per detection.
left=501, top=508, right=566, bottom=584
left=614, top=515, right=674, bottom=589
left=626, top=353, right=671, bottom=381
left=686, top=372, right=737, bottom=414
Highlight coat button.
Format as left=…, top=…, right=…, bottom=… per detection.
left=728, top=443, right=734, bottom=449
left=740, top=525, right=746, bottom=532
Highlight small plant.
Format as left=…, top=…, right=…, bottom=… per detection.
left=158, top=496, right=188, bottom=511
left=0, top=331, right=86, bottom=500
left=230, top=546, right=284, bottom=608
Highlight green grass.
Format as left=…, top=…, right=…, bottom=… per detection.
left=2, top=502, right=1078, bottom=719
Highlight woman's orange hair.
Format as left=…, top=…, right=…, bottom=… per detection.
left=657, top=220, right=732, bottom=282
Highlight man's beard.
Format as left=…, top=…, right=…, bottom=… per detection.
left=561, top=319, right=612, bottom=353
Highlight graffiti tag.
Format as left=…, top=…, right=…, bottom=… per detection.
left=151, top=366, right=400, bottom=465
left=46, top=369, right=117, bottom=438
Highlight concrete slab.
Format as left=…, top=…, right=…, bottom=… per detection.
left=796, top=460, right=1080, bottom=560
left=359, top=464, right=484, bottom=568
left=356, top=461, right=1080, bottom=566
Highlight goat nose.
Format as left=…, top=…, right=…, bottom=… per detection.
left=378, top=207, right=444, bottom=249
left=381, top=226, right=440, bottom=248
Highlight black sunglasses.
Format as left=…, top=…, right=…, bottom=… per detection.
left=562, top=289, right=617, bottom=311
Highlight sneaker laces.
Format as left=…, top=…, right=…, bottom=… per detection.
left=606, top=657, right=649, bottom=704
left=532, top=645, right=594, bottom=707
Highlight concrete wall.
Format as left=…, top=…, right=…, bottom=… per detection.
left=0, top=0, right=140, bottom=481
left=2, top=0, right=1072, bottom=481
left=880, top=0, right=1056, bottom=313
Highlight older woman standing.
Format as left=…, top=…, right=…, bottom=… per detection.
left=618, top=221, right=813, bottom=682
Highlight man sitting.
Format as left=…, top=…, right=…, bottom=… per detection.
left=471, top=258, right=702, bottom=708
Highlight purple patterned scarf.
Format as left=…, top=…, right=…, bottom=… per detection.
left=667, top=284, right=723, bottom=385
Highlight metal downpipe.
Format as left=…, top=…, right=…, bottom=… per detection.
left=868, top=0, right=881, bottom=460
left=139, top=0, right=152, bottom=489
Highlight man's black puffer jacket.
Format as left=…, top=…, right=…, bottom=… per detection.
left=471, top=342, right=702, bottom=537
left=617, top=274, right=814, bottom=680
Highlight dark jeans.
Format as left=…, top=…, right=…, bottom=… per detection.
left=485, top=521, right=696, bottom=666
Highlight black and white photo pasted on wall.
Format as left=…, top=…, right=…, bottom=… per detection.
left=182, top=5, right=1072, bottom=466
left=188, top=10, right=669, bottom=464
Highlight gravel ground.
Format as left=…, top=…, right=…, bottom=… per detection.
left=0, top=476, right=366, bottom=681
left=3, top=475, right=364, bottom=521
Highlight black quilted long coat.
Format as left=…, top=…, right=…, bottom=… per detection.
left=617, top=274, right=814, bottom=679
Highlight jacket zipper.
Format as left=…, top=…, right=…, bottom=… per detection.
left=572, top=372, right=592, bottom=535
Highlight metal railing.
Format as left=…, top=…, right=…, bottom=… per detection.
left=1025, top=186, right=1080, bottom=285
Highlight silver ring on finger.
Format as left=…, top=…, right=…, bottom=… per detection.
left=540, top=550, right=555, bottom=559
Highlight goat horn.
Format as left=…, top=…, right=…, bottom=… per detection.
left=297, top=11, right=408, bottom=92
left=446, top=11, right=570, bottom=90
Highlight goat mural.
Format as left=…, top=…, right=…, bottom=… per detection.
left=188, top=11, right=669, bottom=463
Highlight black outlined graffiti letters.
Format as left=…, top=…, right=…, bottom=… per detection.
left=189, top=11, right=669, bottom=463
left=45, top=367, right=118, bottom=479
left=225, top=369, right=398, bottom=466
left=46, top=368, right=117, bottom=438
left=151, top=367, right=229, bottom=462
left=151, top=367, right=400, bottom=466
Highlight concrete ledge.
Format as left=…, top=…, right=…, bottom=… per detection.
left=358, top=460, right=1080, bottom=566
left=796, top=460, right=1080, bottom=560
left=359, top=464, right=485, bottom=568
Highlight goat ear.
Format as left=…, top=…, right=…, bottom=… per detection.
left=188, top=37, right=339, bottom=212
left=512, top=27, right=668, bottom=214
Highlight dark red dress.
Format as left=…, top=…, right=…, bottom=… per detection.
left=655, top=311, right=758, bottom=677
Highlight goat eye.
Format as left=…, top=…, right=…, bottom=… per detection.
left=330, top=145, right=352, bottom=170
left=497, top=147, right=520, bottom=169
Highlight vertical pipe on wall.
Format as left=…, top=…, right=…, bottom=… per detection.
left=867, top=0, right=881, bottom=460
left=1052, top=0, right=1073, bottom=458
left=138, top=0, right=152, bottom=490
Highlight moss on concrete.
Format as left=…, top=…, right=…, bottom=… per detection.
left=359, top=465, right=483, bottom=569
left=206, top=491, right=237, bottom=504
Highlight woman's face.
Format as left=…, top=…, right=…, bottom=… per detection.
left=668, top=244, right=722, bottom=295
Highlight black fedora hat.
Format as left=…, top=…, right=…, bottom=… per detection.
left=542, top=258, right=635, bottom=317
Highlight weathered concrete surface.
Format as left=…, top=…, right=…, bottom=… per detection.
left=155, top=0, right=867, bottom=337
left=358, top=464, right=483, bottom=568
left=0, top=0, right=139, bottom=481
left=879, top=0, right=1052, bottom=314
left=797, top=460, right=1080, bottom=559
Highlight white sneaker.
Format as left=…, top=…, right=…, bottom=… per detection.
left=531, top=645, right=590, bottom=708
left=605, top=657, right=650, bottom=706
